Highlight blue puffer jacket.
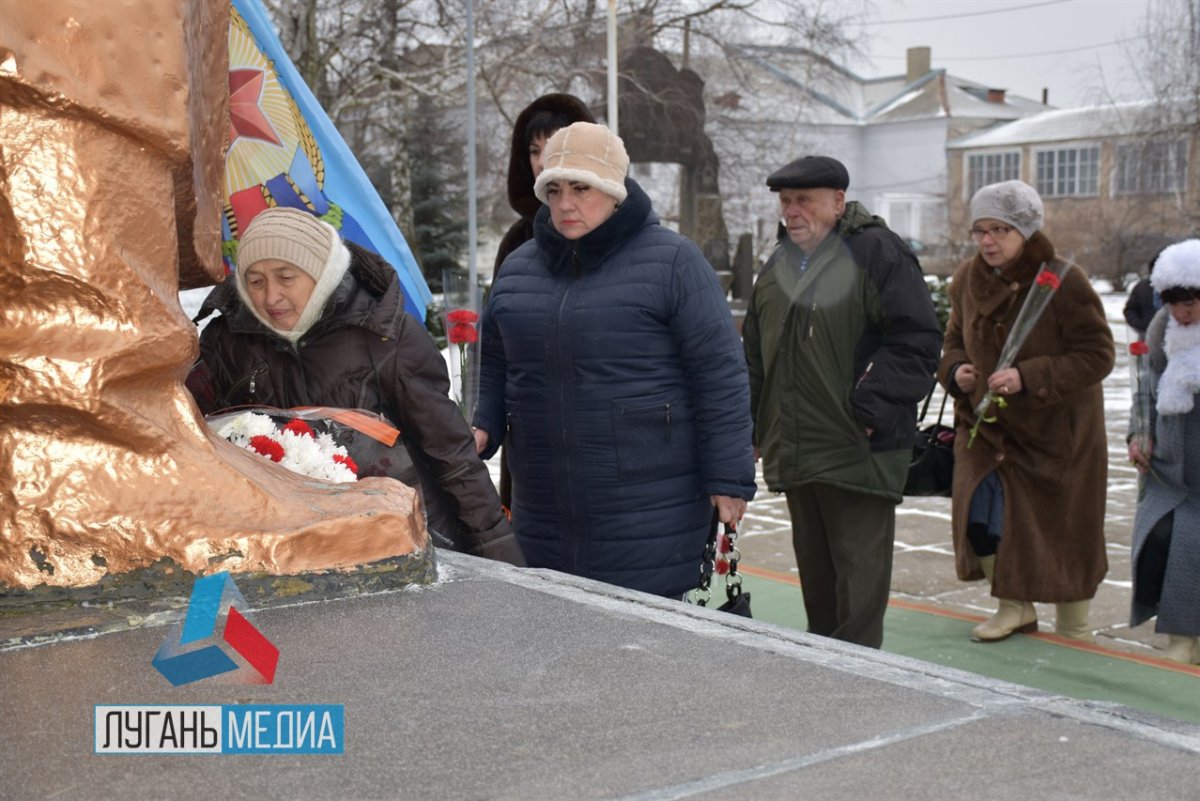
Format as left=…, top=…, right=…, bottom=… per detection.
left=475, top=178, right=756, bottom=597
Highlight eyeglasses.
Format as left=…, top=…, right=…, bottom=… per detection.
left=970, top=224, right=1014, bottom=241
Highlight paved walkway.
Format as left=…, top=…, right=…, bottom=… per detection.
left=724, top=294, right=1200, bottom=723
left=734, top=563, right=1200, bottom=726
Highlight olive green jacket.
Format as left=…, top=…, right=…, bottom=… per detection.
left=744, top=202, right=942, bottom=500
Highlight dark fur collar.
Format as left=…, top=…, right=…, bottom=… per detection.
left=532, top=177, right=653, bottom=275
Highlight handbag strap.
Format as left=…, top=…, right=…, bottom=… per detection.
left=696, top=509, right=743, bottom=607
left=917, top=381, right=950, bottom=427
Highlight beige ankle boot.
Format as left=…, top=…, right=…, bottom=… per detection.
left=971, top=555, right=1038, bottom=642
left=1163, top=635, right=1199, bottom=663
left=1055, top=601, right=1094, bottom=643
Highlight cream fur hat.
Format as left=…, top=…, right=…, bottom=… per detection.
left=534, top=122, right=629, bottom=204
left=970, top=180, right=1044, bottom=240
left=235, top=207, right=351, bottom=342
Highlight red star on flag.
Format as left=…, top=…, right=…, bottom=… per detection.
left=229, top=68, right=282, bottom=146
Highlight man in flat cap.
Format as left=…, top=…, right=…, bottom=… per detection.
left=743, top=155, right=942, bottom=648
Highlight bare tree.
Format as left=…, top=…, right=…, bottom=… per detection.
left=257, top=0, right=861, bottom=270
left=1068, top=0, right=1199, bottom=282
left=1132, top=0, right=1200, bottom=135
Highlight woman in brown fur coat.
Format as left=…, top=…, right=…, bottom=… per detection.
left=938, top=181, right=1114, bottom=643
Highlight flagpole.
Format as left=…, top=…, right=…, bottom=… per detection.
left=466, top=0, right=478, bottom=298
left=607, top=0, right=618, bottom=132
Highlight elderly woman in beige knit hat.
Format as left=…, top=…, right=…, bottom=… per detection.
left=473, top=122, right=756, bottom=599
left=938, top=180, right=1114, bottom=644
left=187, top=206, right=524, bottom=567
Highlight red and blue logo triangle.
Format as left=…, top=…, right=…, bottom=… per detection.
left=153, top=572, right=279, bottom=686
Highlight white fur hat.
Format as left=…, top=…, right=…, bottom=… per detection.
left=534, top=122, right=629, bottom=204
left=1151, top=239, right=1200, bottom=294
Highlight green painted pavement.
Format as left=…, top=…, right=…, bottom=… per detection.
left=733, top=571, right=1200, bottom=726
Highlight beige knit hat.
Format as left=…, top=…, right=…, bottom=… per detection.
left=234, top=206, right=351, bottom=342
left=534, top=122, right=629, bottom=204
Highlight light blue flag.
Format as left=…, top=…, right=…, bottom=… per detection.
left=225, top=0, right=431, bottom=320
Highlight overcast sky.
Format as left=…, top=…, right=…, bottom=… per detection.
left=845, top=0, right=1155, bottom=108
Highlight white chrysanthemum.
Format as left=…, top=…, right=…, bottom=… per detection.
left=216, top=412, right=277, bottom=447
left=213, top=412, right=358, bottom=483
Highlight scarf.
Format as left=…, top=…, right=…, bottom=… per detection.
left=1158, top=318, right=1200, bottom=416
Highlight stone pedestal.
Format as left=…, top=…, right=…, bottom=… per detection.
left=1, top=553, right=1196, bottom=800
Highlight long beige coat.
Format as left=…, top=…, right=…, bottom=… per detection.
left=938, top=233, right=1114, bottom=602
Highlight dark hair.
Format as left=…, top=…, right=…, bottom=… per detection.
left=524, top=110, right=572, bottom=146
left=1160, top=285, right=1200, bottom=305
left=1147, top=244, right=1172, bottom=276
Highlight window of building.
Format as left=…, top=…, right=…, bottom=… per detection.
left=1035, top=146, right=1099, bottom=197
left=1115, top=139, right=1188, bottom=194
left=966, top=152, right=1020, bottom=197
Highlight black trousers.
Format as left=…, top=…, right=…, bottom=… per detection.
left=785, top=483, right=896, bottom=649
left=1134, top=511, right=1174, bottom=609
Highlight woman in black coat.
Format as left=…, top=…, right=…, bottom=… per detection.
left=494, top=93, right=596, bottom=276
left=188, top=207, right=524, bottom=566
left=1124, top=248, right=1166, bottom=339
left=491, top=94, right=595, bottom=512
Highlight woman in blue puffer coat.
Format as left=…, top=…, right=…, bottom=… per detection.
left=473, top=122, right=756, bottom=598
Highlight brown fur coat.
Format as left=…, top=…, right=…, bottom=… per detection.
left=938, top=232, right=1114, bottom=602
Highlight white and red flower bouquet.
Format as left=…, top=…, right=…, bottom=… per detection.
left=207, top=407, right=402, bottom=484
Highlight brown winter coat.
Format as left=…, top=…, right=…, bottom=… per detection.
left=938, top=232, right=1114, bottom=602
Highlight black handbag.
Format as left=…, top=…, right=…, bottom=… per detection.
left=904, top=387, right=955, bottom=498
left=696, top=510, right=752, bottom=617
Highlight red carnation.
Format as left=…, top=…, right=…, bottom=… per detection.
left=283, top=419, right=316, bottom=438
left=446, top=309, right=479, bottom=324
left=332, top=453, right=359, bottom=475
left=1035, top=271, right=1061, bottom=290
left=1129, top=341, right=1150, bottom=356
left=249, top=435, right=285, bottom=462
left=448, top=322, right=479, bottom=345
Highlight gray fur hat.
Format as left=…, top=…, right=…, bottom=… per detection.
left=970, top=180, right=1044, bottom=240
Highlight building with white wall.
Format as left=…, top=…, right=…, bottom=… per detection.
left=699, top=46, right=1048, bottom=271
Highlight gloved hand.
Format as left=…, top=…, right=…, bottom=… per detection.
left=470, top=532, right=526, bottom=567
